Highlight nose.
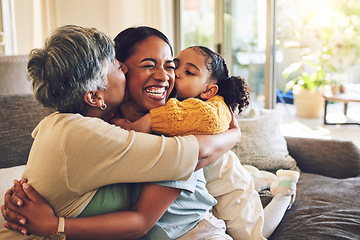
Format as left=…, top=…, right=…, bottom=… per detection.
left=152, top=67, right=170, bottom=82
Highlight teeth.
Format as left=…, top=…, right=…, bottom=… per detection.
left=146, top=87, right=165, bottom=95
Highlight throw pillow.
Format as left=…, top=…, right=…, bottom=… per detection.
left=232, top=108, right=299, bottom=172
left=0, top=165, right=25, bottom=229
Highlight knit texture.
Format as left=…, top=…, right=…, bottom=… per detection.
left=150, top=95, right=231, bottom=136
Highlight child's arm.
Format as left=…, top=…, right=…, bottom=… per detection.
left=150, top=96, right=231, bottom=136
left=110, top=113, right=152, bottom=133
left=111, top=96, right=229, bottom=135
left=2, top=180, right=180, bottom=240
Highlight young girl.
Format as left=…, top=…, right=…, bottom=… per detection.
left=118, top=46, right=300, bottom=239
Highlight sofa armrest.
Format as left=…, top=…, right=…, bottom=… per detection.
left=285, top=136, right=360, bottom=179
left=0, top=94, right=53, bottom=168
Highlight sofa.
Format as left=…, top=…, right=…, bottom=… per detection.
left=0, top=55, right=33, bottom=95
left=0, top=94, right=359, bottom=240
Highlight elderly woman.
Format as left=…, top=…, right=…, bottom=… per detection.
left=0, top=25, right=240, bottom=239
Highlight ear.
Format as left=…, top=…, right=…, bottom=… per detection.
left=84, top=91, right=104, bottom=108
left=200, top=84, right=218, bottom=100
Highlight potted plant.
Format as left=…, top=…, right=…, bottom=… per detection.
left=277, top=0, right=360, bottom=118
left=282, top=45, right=336, bottom=118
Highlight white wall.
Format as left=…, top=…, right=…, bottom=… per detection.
left=12, top=0, right=174, bottom=55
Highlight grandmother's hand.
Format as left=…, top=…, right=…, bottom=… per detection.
left=1, top=179, right=58, bottom=237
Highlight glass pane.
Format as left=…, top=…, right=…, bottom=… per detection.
left=181, top=0, right=215, bottom=50
left=223, top=0, right=267, bottom=108
left=275, top=0, right=360, bottom=102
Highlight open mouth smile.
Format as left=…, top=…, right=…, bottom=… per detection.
left=145, top=86, right=167, bottom=100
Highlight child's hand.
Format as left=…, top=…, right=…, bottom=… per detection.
left=228, top=109, right=241, bottom=142
left=110, top=117, right=133, bottom=130
left=229, top=108, right=240, bottom=130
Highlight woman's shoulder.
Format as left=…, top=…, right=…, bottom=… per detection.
left=35, top=112, right=120, bottom=137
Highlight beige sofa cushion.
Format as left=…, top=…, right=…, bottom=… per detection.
left=232, top=108, right=298, bottom=172
left=0, top=165, right=25, bottom=229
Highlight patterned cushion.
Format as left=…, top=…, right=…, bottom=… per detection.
left=232, top=108, right=299, bottom=172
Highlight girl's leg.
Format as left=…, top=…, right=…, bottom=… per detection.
left=204, top=151, right=265, bottom=240
left=262, top=193, right=291, bottom=238
left=176, top=211, right=233, bottom=240
left=262, top=169, right=300, bottom=238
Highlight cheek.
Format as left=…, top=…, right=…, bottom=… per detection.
left=127, top=81, right=139, bottom=100
left=127, top=70, right=147, bottom=88
left=126, top=73, right=143, bottom=93
left=168, top=75, right=175, bottom=92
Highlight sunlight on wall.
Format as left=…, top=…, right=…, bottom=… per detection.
left=10, top=0, right=174, bottom=55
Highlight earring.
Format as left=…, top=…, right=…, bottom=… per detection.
left=100, top=103, right=107, bottom=110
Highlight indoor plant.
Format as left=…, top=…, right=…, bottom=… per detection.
left=282, top=46, right=336, bottom=118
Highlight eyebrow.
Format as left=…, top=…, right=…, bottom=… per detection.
left=140, top=58, right=175, bottom=65
left=140, top=58, right=157, bottom=63
left=174, top=58, right=200, bottom=71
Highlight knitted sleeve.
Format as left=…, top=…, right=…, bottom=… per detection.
left=150, top=95, right=232, bottom=136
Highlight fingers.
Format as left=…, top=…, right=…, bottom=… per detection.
left=2, top=221, right=29, bottom=236
left=22, top=182, right=45, bottom=204
left=1, top=204, right=27, bottom=225
left=19, top=178, right=29, bottom=185
left=4, top=189, right=20, bottom=211
left=10, top=194, right=24, bottom=208
left=3, top=187, right=28, bottom=226
left=12, top=180, right=27, bottom=206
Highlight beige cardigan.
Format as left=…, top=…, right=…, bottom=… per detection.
left=0, top=112, right=199, bottom=239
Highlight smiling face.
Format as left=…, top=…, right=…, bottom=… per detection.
left=174, top=47, right=212, bottom=100
left=123, top=36, right=175, bottom=120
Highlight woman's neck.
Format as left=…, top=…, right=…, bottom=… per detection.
left=119, top=103, right=147, bottom=122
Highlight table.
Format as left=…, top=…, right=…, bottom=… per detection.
left=324, top=92, right=360, bottom=125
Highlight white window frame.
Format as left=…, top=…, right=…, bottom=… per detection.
left=1, top=0, right=16, bottom=55
left=174, top=0, right=277, bottom=109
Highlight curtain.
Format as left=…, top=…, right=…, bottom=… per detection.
left=33, top=0, right=58, bottom=48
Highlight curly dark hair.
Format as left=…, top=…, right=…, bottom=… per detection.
left=191, top=46, right=251, bottom=114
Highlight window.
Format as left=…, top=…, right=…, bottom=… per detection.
left=178, top=0, right=272, bottom=108
left=0, top=0, right=16, bottom=55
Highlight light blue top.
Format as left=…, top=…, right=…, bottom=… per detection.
left=80, top=169, right=216, bottom=239
left=138, top=169, right=217, bottom=240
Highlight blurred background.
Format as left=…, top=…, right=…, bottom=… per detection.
left=1, top=0, right=359, bottom=143
left=1, top=0, right=360, bottom=106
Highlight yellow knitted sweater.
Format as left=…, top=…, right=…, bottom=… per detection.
left=150, top=95, right=231, bottom=136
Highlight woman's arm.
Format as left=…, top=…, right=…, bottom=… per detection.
left=194, top=109, right=240, bottom=170
left=2, top=180, right=180, bottom=240
left=65, top=183, right=181, bottom=240
left=110, top=98, right=240, bottom=172
left=109, top=106, right=240, bottom=172
left=108, top=115, right=240, bottom=171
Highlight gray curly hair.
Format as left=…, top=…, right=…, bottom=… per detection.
left=28, top=25, right=115, bottom=115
